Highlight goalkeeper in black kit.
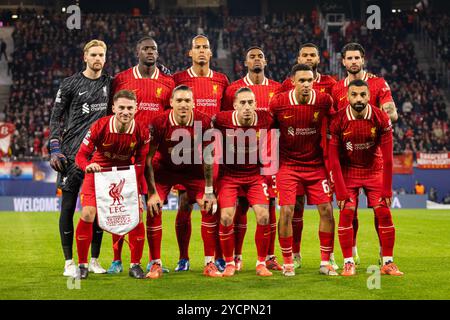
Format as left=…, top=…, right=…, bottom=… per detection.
left=49, top=39, right=112, bottom=277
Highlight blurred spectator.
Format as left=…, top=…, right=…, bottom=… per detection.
left=428, top=187, right=438, bottom=202
left=0, top=38, right=7, bottom=61
left=415, top=181, right=425, bottom=195
left=443, top=193, right=450, bottom=204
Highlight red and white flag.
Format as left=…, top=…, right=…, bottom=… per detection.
left=94, top=165, right=140, bottom=235
left=0, top=123, right=15, bottom=155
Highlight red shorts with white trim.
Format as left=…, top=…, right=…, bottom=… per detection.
left=343, top=172, right=384, bottom=208
left=276, top=165, right=332, bottom=206
left=218, top=174, right=269, bottom=208
left=154, top=169, right=204, bottom=204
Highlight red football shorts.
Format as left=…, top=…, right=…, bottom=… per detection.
left=80, top=172, right=96, bottom=207
left=276, top=165, right=332, bottom=206
left=343, top=171, right=384, bottom=208
left=218, top=174, right=269, bottom=208
left=154, top=168, right=204, bottom=204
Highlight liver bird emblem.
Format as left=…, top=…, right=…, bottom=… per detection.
left=109, top=178, right=125, bottom=205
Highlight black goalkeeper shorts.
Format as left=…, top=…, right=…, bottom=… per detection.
left=56, top=158, right=85, bottom=193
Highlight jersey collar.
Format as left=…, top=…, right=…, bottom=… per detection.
left=289, top=89, right=316, bottom=106
left=314, top=72, right=321, bottom=83
left=232, top=110, right=258, bottom=127
left=344, top=71, right=368, bottom=87
left=169, top=109, right=194, bottom=126
left=346, top=104, right=373, bottom=121
left=109, top=115, right=135, bottom=134
left=243, top=73, right=268, bottom=86
left=133, top=66, right=160, bottom=79
left=187, top=66, right=213, bottom=78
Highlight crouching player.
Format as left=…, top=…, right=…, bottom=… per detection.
left=74, top=90, right=149, bottom=279
left=329, top=79, right=403, bottom=276
left=145, top=85, right=221, bottom=279
left=213, top=87, right=275, bottom=277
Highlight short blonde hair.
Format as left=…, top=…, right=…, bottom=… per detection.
left=83, top=39, right=107, bottom=54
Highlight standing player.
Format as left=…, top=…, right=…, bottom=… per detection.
left=172, top=35, right=229, bottom=272
left=145, top=85, right=221, bottom=279
left=276, top=43, right=337, bottom=270
left=331, top=42, right=398, bottom=264
left=74, top=89, right=149, bottom=279
left=214, top=87, right=274, bottom=277
left=107, top=36, right=175, bottom=274
left=270, top=64, right=337, bottom=277
left=329, top=79, right=403, bottom=276
left=222, top=47, right=283, bottom=271
left=49, top=40, right=111, bottom=277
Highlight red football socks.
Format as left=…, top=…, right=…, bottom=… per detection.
left=255, top=224, right=270, bottom=263
left=292, top=205, right=304, bottom=254
left=219, top=223, right=235, bottom=263
left=175, top=209, right=192, bottom=260
left=76, top=219, right=93, bottom=264
left=374, top=206, right=395, bottom=257
left=201, top=211, right=217, bottom=257
left=233, top=202, right=249, bottom=256
left=146, top=212, right=162, bottom=261
left=319, top=231, right=334, bottom=262
left=129, top=222, right=145, bottom=264
left=267, top=203, right=277, bottom=256
left=338, top=208, right=354, bottom=259
left=278, top=236, right=293, bottom=264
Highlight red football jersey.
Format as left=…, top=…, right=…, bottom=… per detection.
left=277, top=73, right=337, bottom=96
left=112, top=66, right=175, bottom=126
left=222, top=74, right=281, bottom=111
left=173, top=67, right=229, bottom=116
left=75, top=115, right=150, bottom=193
left=329, top=104, right=393, bottom=179
left=331, top=71, right=393, bottom=112
left=269, top=89, right=333, bottom=171
left=150, top=109, right=212, bottom=178
left=212, top=110, right=274, bottom=177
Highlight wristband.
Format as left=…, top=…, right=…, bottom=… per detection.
left=204, top=186, right=213, bottom=194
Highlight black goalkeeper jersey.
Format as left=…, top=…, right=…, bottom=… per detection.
left=49, top=71, right=112, bottom=159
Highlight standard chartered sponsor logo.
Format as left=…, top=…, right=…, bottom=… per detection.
left=354, top=142, right=375, bottom=150
left=287, top=127, right=316, bottom=136
left=196, top=99, right=217, bottom=107
left=139, top=102, right=160, bottom=111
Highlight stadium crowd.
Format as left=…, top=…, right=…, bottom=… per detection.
left=331, top=13, right=449, bottom=153
left=1, top=10, right=449, bottom=158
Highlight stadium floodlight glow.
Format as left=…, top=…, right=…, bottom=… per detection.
left=62, top=7, right=66, bottom=13
left=12, top=14, right=18, bottom=19
left=391, top=9, right=396, bottom=13
left=398, top=9, right=402, bottom=12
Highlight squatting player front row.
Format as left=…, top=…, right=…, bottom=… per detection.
left=49, top=38, right=403, bottom=280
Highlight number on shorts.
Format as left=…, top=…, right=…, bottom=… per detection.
left=262, top=183, right=269, bottom=198
left=322, top=180, right=330, bottom=194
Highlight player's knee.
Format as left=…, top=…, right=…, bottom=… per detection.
left=81, top=207, right=96, bottom=223
left=374, top=206, right=393, bottom=224
left=317, top=203, right=333, bottom=220
left=339, top=208, right=354, bottom=227
left=220, top=209, right=234, bottom=226
left=254, top=206, right=269, bottom=225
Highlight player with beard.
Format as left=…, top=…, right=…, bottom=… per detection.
left=49, top=40, right=111, bottom=278
left=107, top=37, right=175, bottom=275
left=222, top=47, right=282, bottom=271
left=270, top=64, right=337, bottom=277
left=276, top=43, right=338, bottom=270
left=331, top=43, right=398, bottom=265
left=329, top=79, right=403, bottom=276
left=171, top=35, right=229, bottom=272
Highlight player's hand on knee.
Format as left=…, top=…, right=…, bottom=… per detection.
left=147, top=193, right=161, bottom=217
left=338, top=198, right=353, bottom=210
left=379, top=196, right=392, bottom=208
left=85, top=163, right=102, bottom=173
left=48, top=139, right=68, bottom=172
left=202, top=193, right=217, bottom=214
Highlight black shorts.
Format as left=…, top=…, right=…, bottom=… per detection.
left=56, top=158, right=84, bottom=193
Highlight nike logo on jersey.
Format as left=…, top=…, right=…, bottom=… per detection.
left=79, top=91, right=88, bottom=96
left=339, top=96, right=346, bottom=101
left=283, top=115, right=294, bottom=119
left=102, top=142, right=114, bottom=147
left=343, top=131, right=352, bottom=136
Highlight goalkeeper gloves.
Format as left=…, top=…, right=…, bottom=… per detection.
left=49, top=139, right=68, bottom=172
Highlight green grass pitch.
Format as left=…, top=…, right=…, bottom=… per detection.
left=0, top=209, right=449, bottom=300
